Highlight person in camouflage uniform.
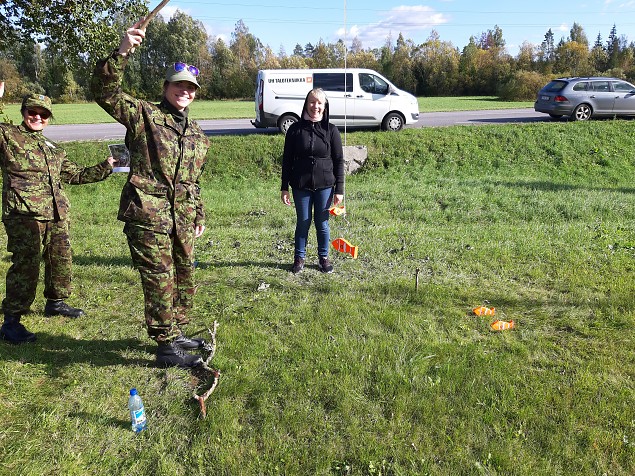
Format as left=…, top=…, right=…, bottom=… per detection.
left=91, top=21, right=211, bottom=368
left=0, top=90, right=116, bottom=344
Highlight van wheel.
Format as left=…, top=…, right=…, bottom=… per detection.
left=278, top=114, right=299, bottom=134
left=382, top=113, right=404, bottom=131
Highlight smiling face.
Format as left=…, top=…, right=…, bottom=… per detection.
left=305, top=93, right=325, bottom=122
left=164, top=80, right=197, bottom=111
left=22, top=107, right=51, bottom=131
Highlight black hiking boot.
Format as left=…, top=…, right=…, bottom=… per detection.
left=173, top=333, right=206, bottom=351
left=0, top=314, right=36, bottom=344
left=156, top=341, right=203, bottom=368
left=44, top=300, right=85, bottom=318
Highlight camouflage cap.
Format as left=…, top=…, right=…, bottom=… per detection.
left=165, top=64, right=200, bottom=88
left=22, top=94, right=53, bottom=115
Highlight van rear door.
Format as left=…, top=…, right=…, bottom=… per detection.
left=254, top=70, right=264, bottom=125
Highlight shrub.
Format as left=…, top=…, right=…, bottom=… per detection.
left=498, top=70, right=552, bottom=101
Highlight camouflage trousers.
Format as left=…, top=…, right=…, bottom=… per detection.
left=2, top=216, right=72, bottom=315
left=124, top=223, right=197, bottom=342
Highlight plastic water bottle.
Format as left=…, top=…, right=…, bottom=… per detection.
left=128, top=388, right=147, bottom=433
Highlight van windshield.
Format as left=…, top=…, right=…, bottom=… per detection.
left=359, top=73, right=389, bottom=95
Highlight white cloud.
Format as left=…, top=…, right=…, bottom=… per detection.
left=341, top=5, right=449, bottom=48
left=158, top=6, right=187, bottom=20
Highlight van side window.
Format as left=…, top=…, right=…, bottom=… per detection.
left=359, top=73, right=390, bottom=95
left=313, top=73, right=353, bottom=92
left=572, top=82, right=588, bottom=91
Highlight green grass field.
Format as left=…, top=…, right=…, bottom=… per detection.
left=0, top=96, right=534, bottom=124
left=1, top=118, right=634, bottom=475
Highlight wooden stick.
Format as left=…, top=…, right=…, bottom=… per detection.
left=192, top=321, right=220, bottom=418
left=140, top=0, right=171, bottom=30
left=193, top=369, right=220, bottom=418
left=415, top=268, right=420, bottom=290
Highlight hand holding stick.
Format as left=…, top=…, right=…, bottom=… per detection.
left=119, top=0, right=171, bottom=56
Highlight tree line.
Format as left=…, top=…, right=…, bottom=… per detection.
left=1, top=0, right=634, bottom=103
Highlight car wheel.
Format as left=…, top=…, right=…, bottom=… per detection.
left=381, top=112, right=404, bottom=131
left=278, top=114, right=298, bottom=134
left=572, top=104, right=592, bottom=121
left=548, top=113, right=563, bottom=119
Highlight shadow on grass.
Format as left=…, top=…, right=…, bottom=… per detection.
left=0, top=254, right=133, bottom=268
left=0, top=333, right=154, bottom=377
left=195, top=260, right=286, bottom=270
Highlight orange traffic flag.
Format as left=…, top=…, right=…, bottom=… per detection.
left=329, top=205, right=346, bottom=216
left=490, top=320, right=515, bottom=331
left=332, top=238, right=358, bottom=259
left=473, top=306, right=495, bottom=316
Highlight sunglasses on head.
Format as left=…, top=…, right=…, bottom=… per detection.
left=26, top=109, right=51, bottom=119
left=173, top=62, right=200, bottom=77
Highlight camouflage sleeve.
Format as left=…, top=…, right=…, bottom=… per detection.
left=90, top=51, right=143, bottom=133
left=60, top=158, right=113, bottom=185
left=195, top=182, right=205, bottom=227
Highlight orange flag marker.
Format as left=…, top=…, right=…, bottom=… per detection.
left=332, top=238, right=358, bottom=259
left=490, top=320, right=515, bottom=331
left=329, top=205, right=346, bottom=216
left=473, top=306, right=495, bottom=316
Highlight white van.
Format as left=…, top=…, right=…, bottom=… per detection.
left=252, top=68, right=420, bottom=134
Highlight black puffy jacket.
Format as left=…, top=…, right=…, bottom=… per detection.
left=281, top=99, right=344, bottom=195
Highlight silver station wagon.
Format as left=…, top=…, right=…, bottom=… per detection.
left=534, top=77, right=635, bottom=121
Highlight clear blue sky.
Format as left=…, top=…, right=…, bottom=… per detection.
left=157, top=0, right=635, bottom=55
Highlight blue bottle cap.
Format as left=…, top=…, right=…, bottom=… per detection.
left=130, top=388, right=137, bottom=396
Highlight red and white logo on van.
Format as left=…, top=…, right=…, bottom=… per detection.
left=307, top=77, right=312, bottom=83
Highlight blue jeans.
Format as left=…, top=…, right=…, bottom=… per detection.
left=292, top=187, right=333, bottom=259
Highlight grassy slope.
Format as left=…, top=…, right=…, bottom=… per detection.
left=1, top=120, right=634, bottom=475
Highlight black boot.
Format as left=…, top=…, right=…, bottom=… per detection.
left=0, top=314, right=36, bottom=344
left=156, top=341, right=203, bottom=368
left=173, top=333, right=206, bottom=351
left=44, top=300, right=85, bottom=318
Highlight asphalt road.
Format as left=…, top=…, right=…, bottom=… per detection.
left=43, top=108, right=549, bottom=142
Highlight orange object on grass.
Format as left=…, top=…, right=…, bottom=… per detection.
left=332, top=238, right=358, bottom=259
left=490, top=320, right=515, bottom=331
left=473, top=306, right=495, bottom=316
left=329, top=205, right=346, bottom=216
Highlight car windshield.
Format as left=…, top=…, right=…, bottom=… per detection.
left=544, top=80, right=567, bottom=92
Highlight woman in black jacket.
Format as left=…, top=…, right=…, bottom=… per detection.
left=281, top=88, right=344, bottom=274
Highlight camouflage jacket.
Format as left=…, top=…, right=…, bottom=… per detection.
left=0, top=123, right=113, bottom=222
left=91, top=51, right=210, bottom=234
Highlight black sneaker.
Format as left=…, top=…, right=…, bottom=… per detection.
left=0, top=315, right=36, bottom=344
left=291, top=257, right=305, bottom=274
left=318, top=257, right=334, bottom=273
left=44, top=300, right=85, bottom=318
left=156, top=342, right=203, bottom=368
left=173, top=333, right=206, bottom=350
